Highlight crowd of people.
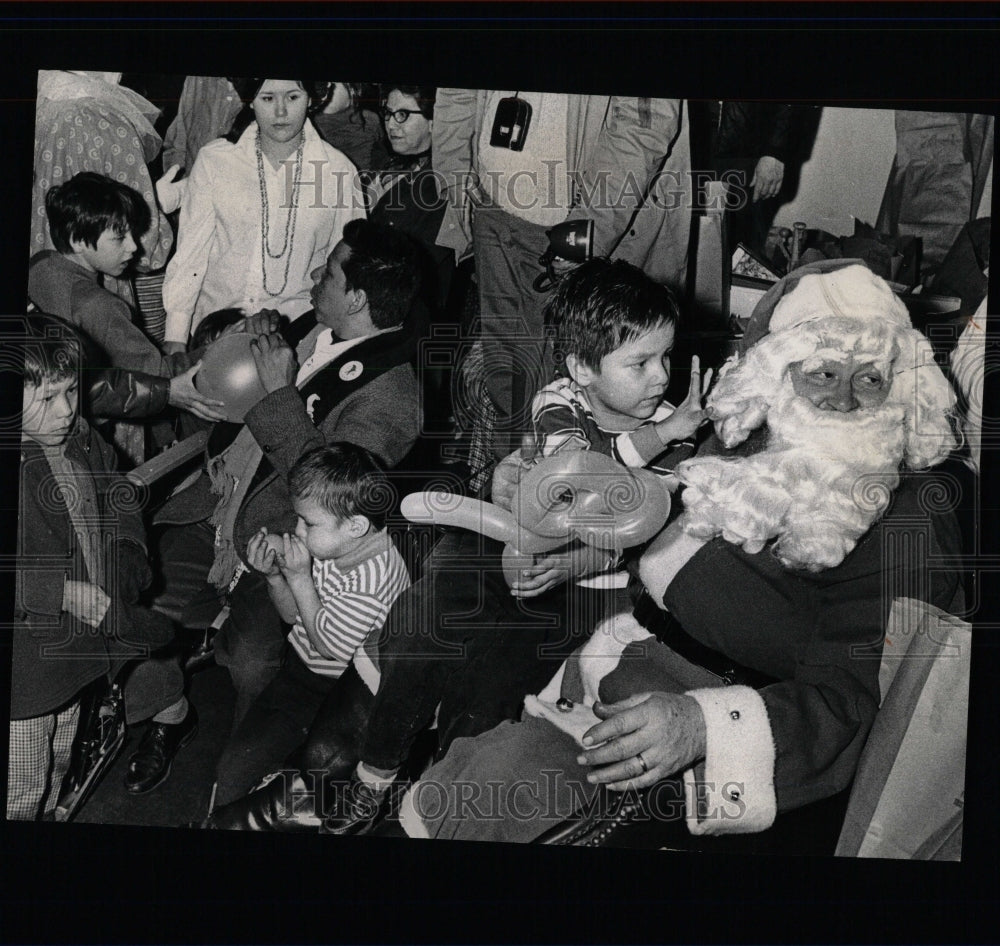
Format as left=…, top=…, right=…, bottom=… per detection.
left=10, top=74, right=976, bottom=854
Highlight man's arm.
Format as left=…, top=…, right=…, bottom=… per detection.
left=245, top=331, right=421, bottom=474
left=431, top=87, right=479, bottom=261
left=244, top=385, right=326, bottom=476
left=748, top=104, right=796, bottom=203
left=242, top=331, right=323, bottom=474
left=85, top=366, right=170, bottom=419
left=759, top=103, right=796, bottom=165
left=576, top=97, right=683, bottom=258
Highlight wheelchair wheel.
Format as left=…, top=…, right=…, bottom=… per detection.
left=53, top=678, right=127, bottom=822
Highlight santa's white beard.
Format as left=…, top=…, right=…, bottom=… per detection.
left=676, top=380, right=908, bottom=571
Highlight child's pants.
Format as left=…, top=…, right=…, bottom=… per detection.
left=213, top=647, right=339, bottom=808
left=7, top=701, right=81, bottom=820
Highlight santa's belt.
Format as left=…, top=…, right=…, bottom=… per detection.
left=632, top=592, right=778, bottom=690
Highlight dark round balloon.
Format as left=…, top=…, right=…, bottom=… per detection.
left=196, top=333, right=268, bottom=422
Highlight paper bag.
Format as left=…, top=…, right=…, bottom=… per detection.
left=835, top=597, right=971, bottom=860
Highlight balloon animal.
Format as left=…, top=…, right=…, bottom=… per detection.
left=401, top=451, right=671, bottom=586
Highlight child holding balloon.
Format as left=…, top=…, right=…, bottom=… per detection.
left=211, top=442, right=410, bottom=807
left=506, top=258, right=712, bottom=595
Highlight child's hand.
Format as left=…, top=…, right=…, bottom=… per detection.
left=63, top=580, right=110, bottom=629
left=168, top=363, right=228, bottom=422
left=278, top=533, right=312, bottom=578
left=491, top=449, right=527, bottom=513
left=246, top=528, right=282, bottom=577
left=655, top=356, right=714, bottom=444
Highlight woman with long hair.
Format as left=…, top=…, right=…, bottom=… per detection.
left=161, top=78, right=365, bottom=351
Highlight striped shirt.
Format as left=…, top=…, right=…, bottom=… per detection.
left=287, top=535, right=410, bottom=680
left=527, top=376, right=685, bottom=475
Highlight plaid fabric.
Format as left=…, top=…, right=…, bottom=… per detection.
left=455, top=339, right=498, bottom=495
left=7, top=701, right=81, bottom=820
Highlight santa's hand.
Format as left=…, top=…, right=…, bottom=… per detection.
left=750, top=155, right=784, bottom=203
left=156, top=164, right=187, bottom=213
left=576, top=692, right=706, bottom=791
left=509, top=543, right=604, bottom=598
left=167, top=362, right=227, bottom=422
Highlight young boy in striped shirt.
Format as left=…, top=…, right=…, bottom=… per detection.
left=211, top=443, right=409, bottom=807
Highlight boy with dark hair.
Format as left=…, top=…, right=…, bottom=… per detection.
left=10, top=314, right=178, bottom=819
left=31, top=172, right=191, bottom=378
left=211, top=442, right=410, bottom=807
left=28, top=172, right=236, bottom=434
left=529, top=257, right=711, bottom=470
left=43, top=168, right=151, bottom=257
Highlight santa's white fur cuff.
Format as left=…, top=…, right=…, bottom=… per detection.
left=683, top=685, right=777, bottom=835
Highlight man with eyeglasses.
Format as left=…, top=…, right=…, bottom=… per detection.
left=432, top=89, right=693, bottom=464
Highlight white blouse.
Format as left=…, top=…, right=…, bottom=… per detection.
left=162, top=119, right=365, bottom=344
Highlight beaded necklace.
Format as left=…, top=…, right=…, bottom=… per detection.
left=256, top=127, right=305, bottom=297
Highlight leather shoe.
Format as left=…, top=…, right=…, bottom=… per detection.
left=319, top=773, right=400, bottom=837
left=204, top=770, right=323, bottom=833
left=124, top=706, right=199, bottom=794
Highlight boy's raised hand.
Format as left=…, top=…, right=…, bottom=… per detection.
left=279, top=533, right=312, bottom=578
left=246, top=528, right=281, bottom=577
left=62, top=579, right=110, bottom=629
left=655, top=355, right=714, bottom=443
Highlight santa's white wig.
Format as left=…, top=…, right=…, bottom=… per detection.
left=677, top=262, right=959, bottom=571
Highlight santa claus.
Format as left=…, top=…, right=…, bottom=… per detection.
left=677, top=261, right=958, bottom=571
left=390, top=258, right=965, bottom=850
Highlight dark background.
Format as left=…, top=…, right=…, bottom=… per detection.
left=0, top=3, right=997, bottom=942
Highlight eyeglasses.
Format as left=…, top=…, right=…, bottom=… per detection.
left=380, top=107, right=424, bottom=125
